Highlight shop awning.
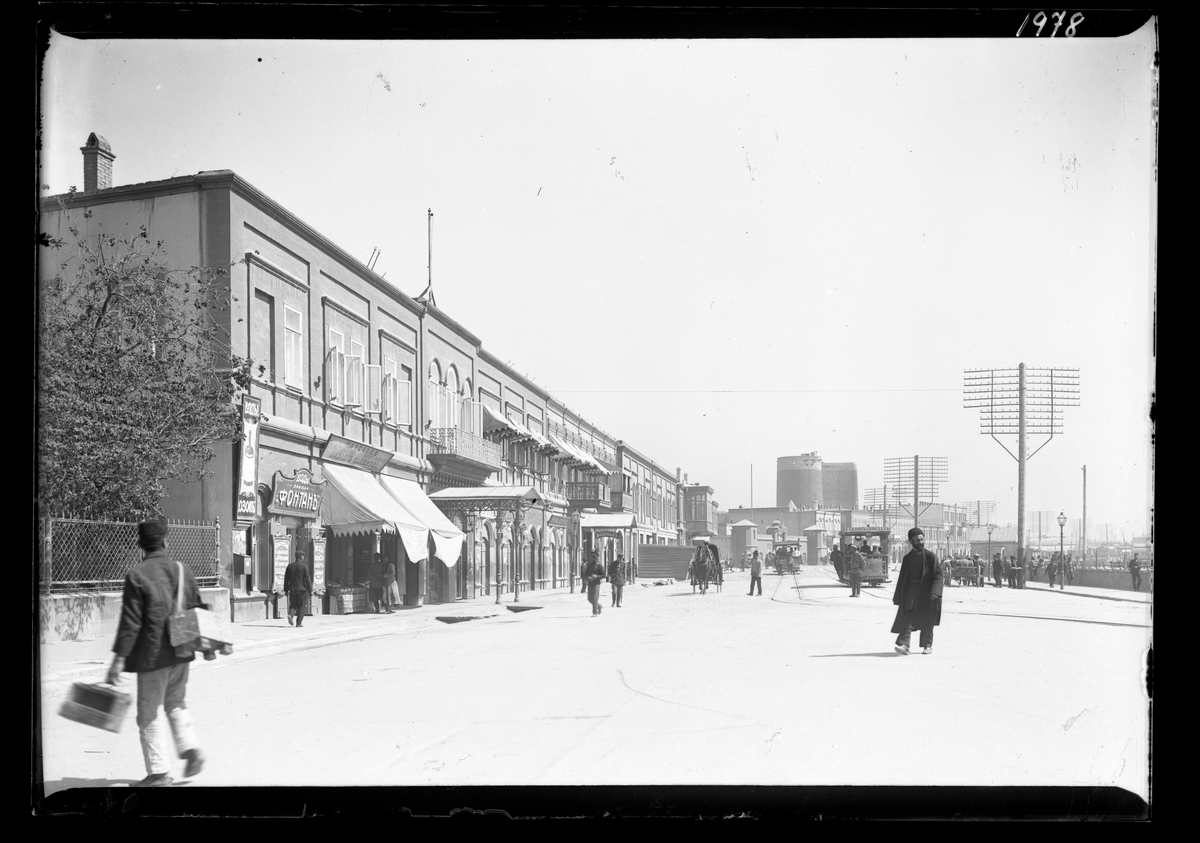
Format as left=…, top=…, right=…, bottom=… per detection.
left=481, top=404, right=535, bottom=440
left=548, top=432, right=607, bottom=473
left=427, top=486, right=542, bottom=505
left=377, top=475, right=466, bottom=568
left=581, top=513, right=638, bottom=531
left=319, top=464, right=431, bottom=562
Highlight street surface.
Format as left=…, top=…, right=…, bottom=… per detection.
left=38, top=566, right=1151, bottom=803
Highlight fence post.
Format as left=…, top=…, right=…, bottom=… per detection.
left=42, top=516, right=53, bottom=592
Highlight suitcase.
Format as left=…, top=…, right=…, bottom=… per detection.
left=58, top=682, right=132, bottom=733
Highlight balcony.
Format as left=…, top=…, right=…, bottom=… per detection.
left=428, top=428, right=503, bottom=483
left=567, top=481, right=611, bottom=509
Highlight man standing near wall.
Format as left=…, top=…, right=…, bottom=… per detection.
left=105, top=520, right=206, bottom=787
left=1129, top=554, right=1142, bottom=591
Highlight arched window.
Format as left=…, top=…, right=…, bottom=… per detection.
left=460, top=378, right=474, bottom=434
left=444, top=365, right=460, bottom=429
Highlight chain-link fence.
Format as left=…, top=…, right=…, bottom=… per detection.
left=39, top=515, right=219, bottom=593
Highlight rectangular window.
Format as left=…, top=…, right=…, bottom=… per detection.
left=251, top=291, right=276, bottom=383
left=345, top=339, right=364, bottom=407
left=365, top=363, right=382, bottom=414
left=283, top=305, right=303, bottom=390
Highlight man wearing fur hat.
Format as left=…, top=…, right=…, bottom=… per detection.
left=105, top=519, right=206, bottom=787
left=891, top=527, right=944, bottom=655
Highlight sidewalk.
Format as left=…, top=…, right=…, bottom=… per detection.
left=39, top=584, right=588, bottom=687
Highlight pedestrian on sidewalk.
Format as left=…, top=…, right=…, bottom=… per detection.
left=369, top=554, right=385, bottom=613
left=585, top=552, right=606, bottom=616
left=992, top=553, right=1004, bottom=588
left=748, top=550, right=763, bottom=595
left=1129, top=554, right=1142, bottom=591
left=891, top=527, right=943, bottom=655
left=830, top=544, right=844, bottom=582
left=610, top=554, right=627, bottom=607
left=285, top=548, right=312, bottom=627
left=382, top=554, right=399, bottom=613
left=847, top=544, right=864, bottom=597
left=1047, top=558, right=1059, bottom=589
left=104, top=519, right=206, bottom=788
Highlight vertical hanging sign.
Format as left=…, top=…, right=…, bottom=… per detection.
left=312, top=538, right=326, bottom=594
left=237, top=395, right=262, bottom=521
left=272, top=535, right=292, bottom=594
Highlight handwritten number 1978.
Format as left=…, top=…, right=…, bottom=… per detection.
left=1017, top=11, right=1084, bottom=37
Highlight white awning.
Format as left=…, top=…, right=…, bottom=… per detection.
left=548, top=432, right=607, bottom=473
left=377, top=475, right=466, bottom=568
left=482, top=404, right=535, bottom=439
left=581, top=512, right=638, bottom=530
left=319, top=464, right=430, bottom=562
left=427, top=486, right=542, bottom=505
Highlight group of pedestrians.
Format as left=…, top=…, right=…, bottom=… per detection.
left=583, top=552, right=627, bottom=616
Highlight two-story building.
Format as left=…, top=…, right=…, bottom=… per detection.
left=39, top=136, right=713, bottom=621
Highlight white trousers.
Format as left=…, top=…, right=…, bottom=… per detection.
left=136, top=662, right=198, bottom=776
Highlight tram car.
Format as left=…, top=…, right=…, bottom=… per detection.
left=837, top=529, right=892, bottom=587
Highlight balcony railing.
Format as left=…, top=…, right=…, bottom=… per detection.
left=429, top=428, right=503, bottom=470
left=567, top=482, right=610, bottom=505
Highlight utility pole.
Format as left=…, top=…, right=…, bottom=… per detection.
left=884, top=456, right=947, bottom=537
left=1082, top=465, right=1087, bottom=560
left=965, top=365, right=1080, bottom=569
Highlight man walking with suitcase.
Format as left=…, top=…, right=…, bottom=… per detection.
left=105, top=520, right=206, bottom=787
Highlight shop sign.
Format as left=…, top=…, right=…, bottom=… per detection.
left=269, top=469, right=325, bottom=519
left=548, top=515, right=572, bottom=528
left=312, top=538, right=326, bottom=594
left=236, top=395, right=262, bottom=520
left=320, top=433, right=394, bottom=473
left=272, top=535, right=292, bottom=594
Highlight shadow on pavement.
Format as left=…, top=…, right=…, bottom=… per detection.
left=810, top=652, right=906, bottom=658
left=40, top=776, right=141, bottom=796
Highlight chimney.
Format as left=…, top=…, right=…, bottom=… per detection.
left=80, top=133, right=115, bottom=192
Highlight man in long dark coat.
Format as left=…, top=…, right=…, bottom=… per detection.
left=284, top=548, right=313, bottom=628
left=891, top=527, right=943, bottom=655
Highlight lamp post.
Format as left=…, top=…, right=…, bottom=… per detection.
left=987, top=523, right=994, bottom=570
left=1057, top=511, right=1067, bottom=591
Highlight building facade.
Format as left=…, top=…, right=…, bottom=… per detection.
left=39, top=143, right=716, bottom=621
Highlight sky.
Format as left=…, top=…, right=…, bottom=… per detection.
left=39, top=24, right=1157, bottom=539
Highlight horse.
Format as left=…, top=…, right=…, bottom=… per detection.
left=691, top=545, right=712, bottom=594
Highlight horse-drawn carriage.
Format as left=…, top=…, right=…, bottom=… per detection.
left=949, top=557, right=983, bottom=586
left=836, top=529, right=893, bottom=587
left=772, top=543, right=803, bottom=575
left=689, top=540, right=723, bottom=593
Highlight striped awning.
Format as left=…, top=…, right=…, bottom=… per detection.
left=319, top=464, right=430, bottom=562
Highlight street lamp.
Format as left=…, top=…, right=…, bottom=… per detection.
left=1057, top=511, right=1067, bottom=591
left=987, top=523, right=994, bottom=568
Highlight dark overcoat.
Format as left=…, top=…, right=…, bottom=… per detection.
left=284, top=559, right=312, bottom=594
left=112, top=550, right=203, bottom=673
left=890, top=547, right=943, bottom=633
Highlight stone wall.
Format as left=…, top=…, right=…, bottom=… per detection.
left=39, top=588, right=230, bottom=645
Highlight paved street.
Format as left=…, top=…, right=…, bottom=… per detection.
left=38, top=566, right=1150, bottom=805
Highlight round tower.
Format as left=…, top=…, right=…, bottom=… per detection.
left=777, top=453, right=823, bottom=509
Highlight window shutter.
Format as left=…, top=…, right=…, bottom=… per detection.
left=345, top=355, right=362, bottom=406
left=365, top=364, right=382, bottom=414
left=325, top=348, right=345, bottom=404
left=397, top=379, right=412, bottom=426
left=381, top=373, right=393, bottom=421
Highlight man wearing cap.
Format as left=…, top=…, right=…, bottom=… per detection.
left=105, top=520, right=206, bottom=787
left=847, top=539, right=865, bottom=597
left=284, top=547, right=313, bottom=627
left=891, top=527, right=943, bottom=655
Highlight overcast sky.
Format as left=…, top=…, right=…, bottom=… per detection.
left=40, top=25, right=1156, bottom=538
